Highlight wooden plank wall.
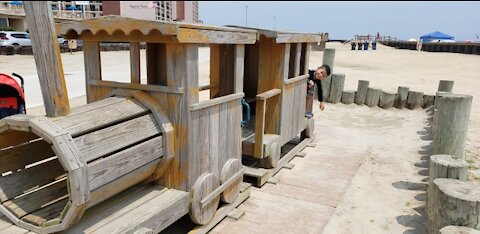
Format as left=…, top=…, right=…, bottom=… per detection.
left=189, top=97, right=242, bottom=181
left=280, top=79, right=307, bottom=146
left=257, top=42, right=285, bottom=135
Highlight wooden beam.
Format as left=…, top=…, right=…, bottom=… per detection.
left=294, top=43, right=302, bottom=77
left=130, top=42, right=141, bottom=84
left=234, top=45, right=245, bottom=93
left=24, top=1, right=70, bottom=116
left=83, top=41, right=102, bottom=103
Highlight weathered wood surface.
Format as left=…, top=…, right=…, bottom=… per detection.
left=190, top=173, right=220, bottom=225
left=379, top=91, right=396, bottom=109
left=57, top=16, right=257, bottom=44
left=341, top=90, right=355, bottom=104
left=83, top=41, right=101, bottom=103
left=280, top=76, right=307, bottom=146
left=423, top=94, right=435, bottom=109
left=365, top=87, right=382, bottom=107
left=74, top=114, right=161, bottom=162
left=329, top=73, right=345, bottom=104
left=321, top=48, right=335, bottom=101
left=52, top=97, right=149, bottom=137
left=24, top=1, right=70, bottom=116
left=88, top=80, right=184, bottom=94
left=440, top=226, right=480, bottom=234
left=130, top=42, right=141, bottom=84
left=394, top=86, right=409, bottom=109
left=0, top=139, right=55, bottom=174
left=438, top=80, right=454, bottom=92
left=407, top=91, right=424, bottom=110
left=428, top=155, right=468, bottom=188
left=427, top=179, right=480, bottom=233
left=355, top=80, right=369, bottom=105
left=220, top=159, right=243, bottom=203
left=432, top=94, right=473, bottom=159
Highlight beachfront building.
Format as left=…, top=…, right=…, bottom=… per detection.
left=0, top=1, right=199, bottom=31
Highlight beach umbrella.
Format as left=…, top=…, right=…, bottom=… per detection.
left=9, top=1, right=23, bottom=5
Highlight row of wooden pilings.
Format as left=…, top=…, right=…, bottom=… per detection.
left=380, top=40, right=480, bottom=55
left=426, top=91, right=479, bottom=234
left=319, top=49, right=446, bottom=110
left=321, top=48, right=479, bottom=233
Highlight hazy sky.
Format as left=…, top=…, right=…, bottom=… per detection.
left=198, top=1, right=479, bottom=41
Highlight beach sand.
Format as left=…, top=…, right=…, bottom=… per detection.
left=1, top=42, right=479, bottom=233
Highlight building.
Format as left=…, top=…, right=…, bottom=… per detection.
left=0, top=1, right=199, bottom=32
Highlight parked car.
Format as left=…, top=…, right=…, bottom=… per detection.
left=0, top=31, right=31, bottom=47
left=57, top=36, right=66, bottom=45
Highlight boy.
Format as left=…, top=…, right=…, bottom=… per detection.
left=305, top=65, right=331, bottom=118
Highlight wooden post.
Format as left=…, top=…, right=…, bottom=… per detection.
left=365, top=87, right=381, bottom=107
left=24, top=1, right=70, bottom=117
left=432, top=94, right=472, bottom=159
left=440, top=226, right=480, bottom=234
left=84, top=41, right=102, bottom=103
left=433, top=91, right=452, bottom=138
left=355, top=80, right=369, bottom=105
left=379, top=91, right=396, bottom=109
left=329, top=73, right=345, bottom=104
left=423, top=94, right=435, bottom=109
left=427, top=179, right=480, bottom=234
left=407, top=91, right=424, bottom=110
left=341, top=90, right=356, bottom=104
left=394, top=86, right=409, bottom=109
left=130, top=42, right=141, bottom=84
left=438, top=80, right=454, bottom=92
left=428, top=155, right=468, bottom=189
left=321, top=48, right=335, bottom=102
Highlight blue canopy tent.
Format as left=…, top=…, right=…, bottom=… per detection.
left=66, top=5, right=78, bottom=10
left=420, top=31, right=454, bottom=43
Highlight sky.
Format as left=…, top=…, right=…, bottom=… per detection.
left=198, top=1, right=480, bottom=41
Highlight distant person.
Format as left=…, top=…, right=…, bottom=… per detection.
left=351, top=41, right=356, bottom=50
left=357, top=41, right=363, bottom=50
left=364, top=41, right=369, bottom=50
left=372, top=41, right=377, bottom=50
left=305, top=65, right=331, bottom=118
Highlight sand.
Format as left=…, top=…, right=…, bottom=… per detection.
left=1, top=42, right=479, bottom=233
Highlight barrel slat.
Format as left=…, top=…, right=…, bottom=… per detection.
left=88, top=136, right=163, bottom=190
left=21, top=198, right=68, bottom=226
left=0, top=140, right=54, bottom=174
left=74, top=114, right=161, bottom=163
left=0, top=131, right=39, bottom=150
left=2, top=179, right=68, bottom=218
left=0, top=159, right=66, bottom=202
left=53, top=98, right=150, bottom=137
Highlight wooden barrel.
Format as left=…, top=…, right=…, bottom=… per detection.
left=0, top=90, right=173, bottom=233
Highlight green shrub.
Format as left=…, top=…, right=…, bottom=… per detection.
left=0, top=26, right=15, bottom=31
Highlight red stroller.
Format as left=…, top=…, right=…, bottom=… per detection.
left=0, top=73, right=25, bottom=119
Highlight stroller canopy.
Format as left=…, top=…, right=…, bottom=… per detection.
left=0, top=73, right=24, bottom=100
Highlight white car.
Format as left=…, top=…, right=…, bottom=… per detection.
left=0, top=31, right=31, bottom=47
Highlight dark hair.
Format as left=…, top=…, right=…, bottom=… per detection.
left=319, top=65, right=331, bottom=76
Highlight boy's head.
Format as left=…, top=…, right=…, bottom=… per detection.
left=314, top=65, right=331, bottom=80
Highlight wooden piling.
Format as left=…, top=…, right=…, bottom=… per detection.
left=393, top=86, right=409, bottom=109
left=365, top=87, right=382, bottom=107
left=428, top=155, right=468, bottom=188
left=440, top=226, right=480, bottom=234
left=341, top=90, right=356, bottom=104
left=432, top=94, right=473, bottom=159
left=427, top=179, right=480, bottom=234
left=438, top=80, right=454, bottom=92
left=329, top=73, right=345, bottom=104
left=423, top=94, right=435, bottom=109
left=406, top=91, right=424, bottom=110
left=355, top=80, right=369, bottom=105
left=379, top=91, right=396, bottom=109
left=321, top=48, right=335, bottom=102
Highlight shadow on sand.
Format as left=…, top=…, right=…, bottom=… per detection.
left=394, top=107, right=434, bottom=234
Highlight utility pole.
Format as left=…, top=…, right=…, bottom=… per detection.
left=245, top=5, right=248, bottom=27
